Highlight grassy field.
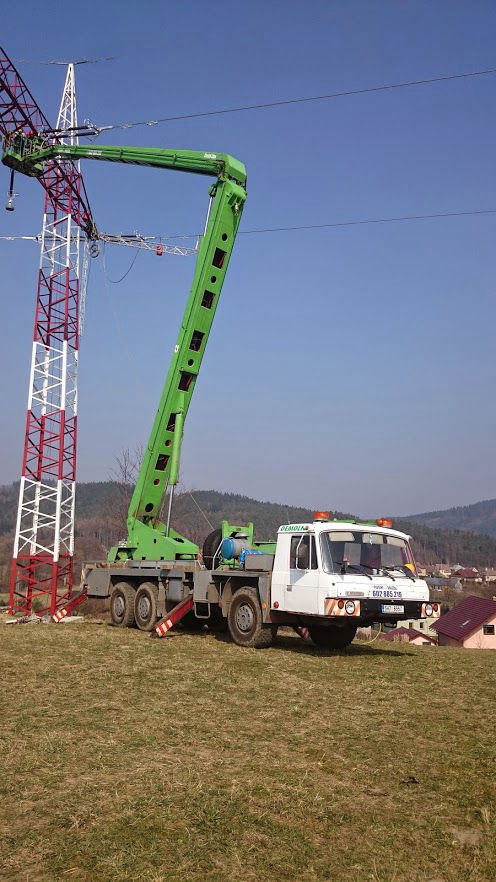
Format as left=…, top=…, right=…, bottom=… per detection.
left=1, top=622, right=495, bottom=882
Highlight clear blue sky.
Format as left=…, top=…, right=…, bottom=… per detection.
left=1, top=0, right=495, bottom=517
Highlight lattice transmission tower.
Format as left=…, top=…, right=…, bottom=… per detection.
left=9, top=64, right=85, bottom=615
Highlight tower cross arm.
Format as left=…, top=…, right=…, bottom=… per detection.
left=0, top=46, right=95, bottom=237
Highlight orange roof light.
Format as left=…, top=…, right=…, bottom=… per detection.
left=376, top=518, right=393, bottom=528
left=314, top=511, right=330, bottom=522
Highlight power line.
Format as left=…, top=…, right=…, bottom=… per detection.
left=101, top=243, right=140, bottom=283
left=19, top=56, right=117, bottom=65
left=88, top=66, right=496, bottom=134
left=238, top=208, right=496, bottom=235
left=2, top=208, right=494, bottom=251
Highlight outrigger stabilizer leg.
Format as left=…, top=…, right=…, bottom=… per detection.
left=154, top=594, right=194, bottom=637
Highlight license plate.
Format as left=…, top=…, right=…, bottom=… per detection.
left=381, top=604, right=404, bottom=614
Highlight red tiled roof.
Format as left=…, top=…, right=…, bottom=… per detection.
left=452, top=568, right=479, bottom=579
left=382, top=626, right=435, bottom=644
left=432, top=595, right=496, bottom=640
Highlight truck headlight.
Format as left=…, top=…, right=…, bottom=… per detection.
left=424, top=603, right=433, bottom=617
left=345, top=600, right=356, bottom=615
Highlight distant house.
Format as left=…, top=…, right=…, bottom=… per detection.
left=381, top=626, right=436, bottom=646
left=433, top=566, right=452, bottom=579
left=451, top=566, right=480, bottom=581
left=432, top=595, right=496, bottom=649
left=482, top=568, right=496, bottom=583
left=399, top=616, right=439, bottom=638
left=426, top=576, right=462, bottom=592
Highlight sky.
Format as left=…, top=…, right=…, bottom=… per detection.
left=1, top=0, right=495, bottom=517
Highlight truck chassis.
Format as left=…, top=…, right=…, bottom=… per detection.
left=80, top=555, right=433, bottom=650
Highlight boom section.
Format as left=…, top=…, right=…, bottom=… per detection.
left=2, top=136, right=246, bottom=185
left=3, top=133, right=247, bottom=562
left=126, top=172, right=245, bottom=539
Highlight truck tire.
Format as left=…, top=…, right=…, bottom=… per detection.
left=134, top=582, right=158, bottom=631
left=308, top=622, right=357, bottom=649
left=227, top=586, right=275, bottom=648
left=202, top=528, right=222, bottom=569
left=110, top=582, right=136, bottom=628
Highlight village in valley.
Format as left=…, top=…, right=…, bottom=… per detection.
left=364, top=563, right=496, bottom=648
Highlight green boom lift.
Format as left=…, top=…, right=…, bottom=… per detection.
left=3, top=134, right=247, bottom=562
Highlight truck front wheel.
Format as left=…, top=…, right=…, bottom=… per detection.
left=228, top=587, right=275, bottom=648
left=110, top=582, right=136, bottom=628
left=308, top=622, right=357, bottom=649
left=134, top=582, right=158, bottom=631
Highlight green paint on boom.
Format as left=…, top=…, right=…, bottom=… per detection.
left=3, top=134, right=247, bottom=562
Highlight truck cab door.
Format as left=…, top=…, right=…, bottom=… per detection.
left=285, top=534, right=319, bottom=614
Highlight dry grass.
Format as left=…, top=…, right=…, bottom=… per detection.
left=1, top=622, right=495, bottom=882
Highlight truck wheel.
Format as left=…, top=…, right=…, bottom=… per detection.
left=227, top=587, right=275, bottom=648
left=110, top=582, right=136, bottom=628
left=134, top=582, right=158, bottom=631
left=202, top=528, right=222, bottom=569
left=308, top=623, right=357, bottom=649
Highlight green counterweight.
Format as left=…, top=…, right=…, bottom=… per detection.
left=3, top=135, right=247, bottom=561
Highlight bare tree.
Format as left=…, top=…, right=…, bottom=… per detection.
left=109, top=445, right=144, bottom=533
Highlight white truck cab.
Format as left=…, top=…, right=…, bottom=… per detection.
left=269, top=513, right=436, bottom=624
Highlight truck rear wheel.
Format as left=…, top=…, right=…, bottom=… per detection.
left=227, top=587, right=275, bottom=648
left=134, top=582, right=158, bottom=631
left=308, top=622, right=357, bottom=649
left=110, top=582, right=136, bottom=628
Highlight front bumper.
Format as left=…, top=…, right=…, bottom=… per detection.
left=325, top=598, right=439, bottom=624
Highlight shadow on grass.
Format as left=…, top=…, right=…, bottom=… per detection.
left=271, top=635, right=411, bottom=658
left=109, top=621, right=411, bottom=658
left=205, top=627, right=411, bottom=658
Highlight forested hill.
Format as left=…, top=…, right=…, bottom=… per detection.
left=404, top=498, right=496, bottom=538
left=1, top=483, right=496, bottom=589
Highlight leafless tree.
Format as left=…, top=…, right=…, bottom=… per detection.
left=109, top=445, right=144, bottom=532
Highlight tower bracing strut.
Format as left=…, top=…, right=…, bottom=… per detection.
left=0, top=47, right=94, bottom=615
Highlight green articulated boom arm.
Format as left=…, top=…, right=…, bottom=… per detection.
left=3, top=134, right=247, bottom=561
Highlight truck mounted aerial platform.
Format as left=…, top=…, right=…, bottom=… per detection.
left=4, top=133, right=439, bottom=649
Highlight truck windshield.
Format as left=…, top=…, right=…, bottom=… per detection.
left=320, top=530, right=416, bottom=576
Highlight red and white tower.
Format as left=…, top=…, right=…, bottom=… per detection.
left=9, top=64, right=84, bottom=615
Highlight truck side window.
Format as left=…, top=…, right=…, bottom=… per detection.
left=290, top=536, right=302, bottom=569
left=290, top=535, right=318, bottom=570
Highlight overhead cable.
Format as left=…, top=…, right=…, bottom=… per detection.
left=2, top=208, right=494, bottom=252
left=19, top=56, right=117, bottom=65
left=238, top=208, right=496, bottom=235
left=102, top=243, right=140, bottom=284
left=86, top=67, right=496, bottom=134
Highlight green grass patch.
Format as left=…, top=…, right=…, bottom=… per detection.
left=1, top=624, right=495, bottom=881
